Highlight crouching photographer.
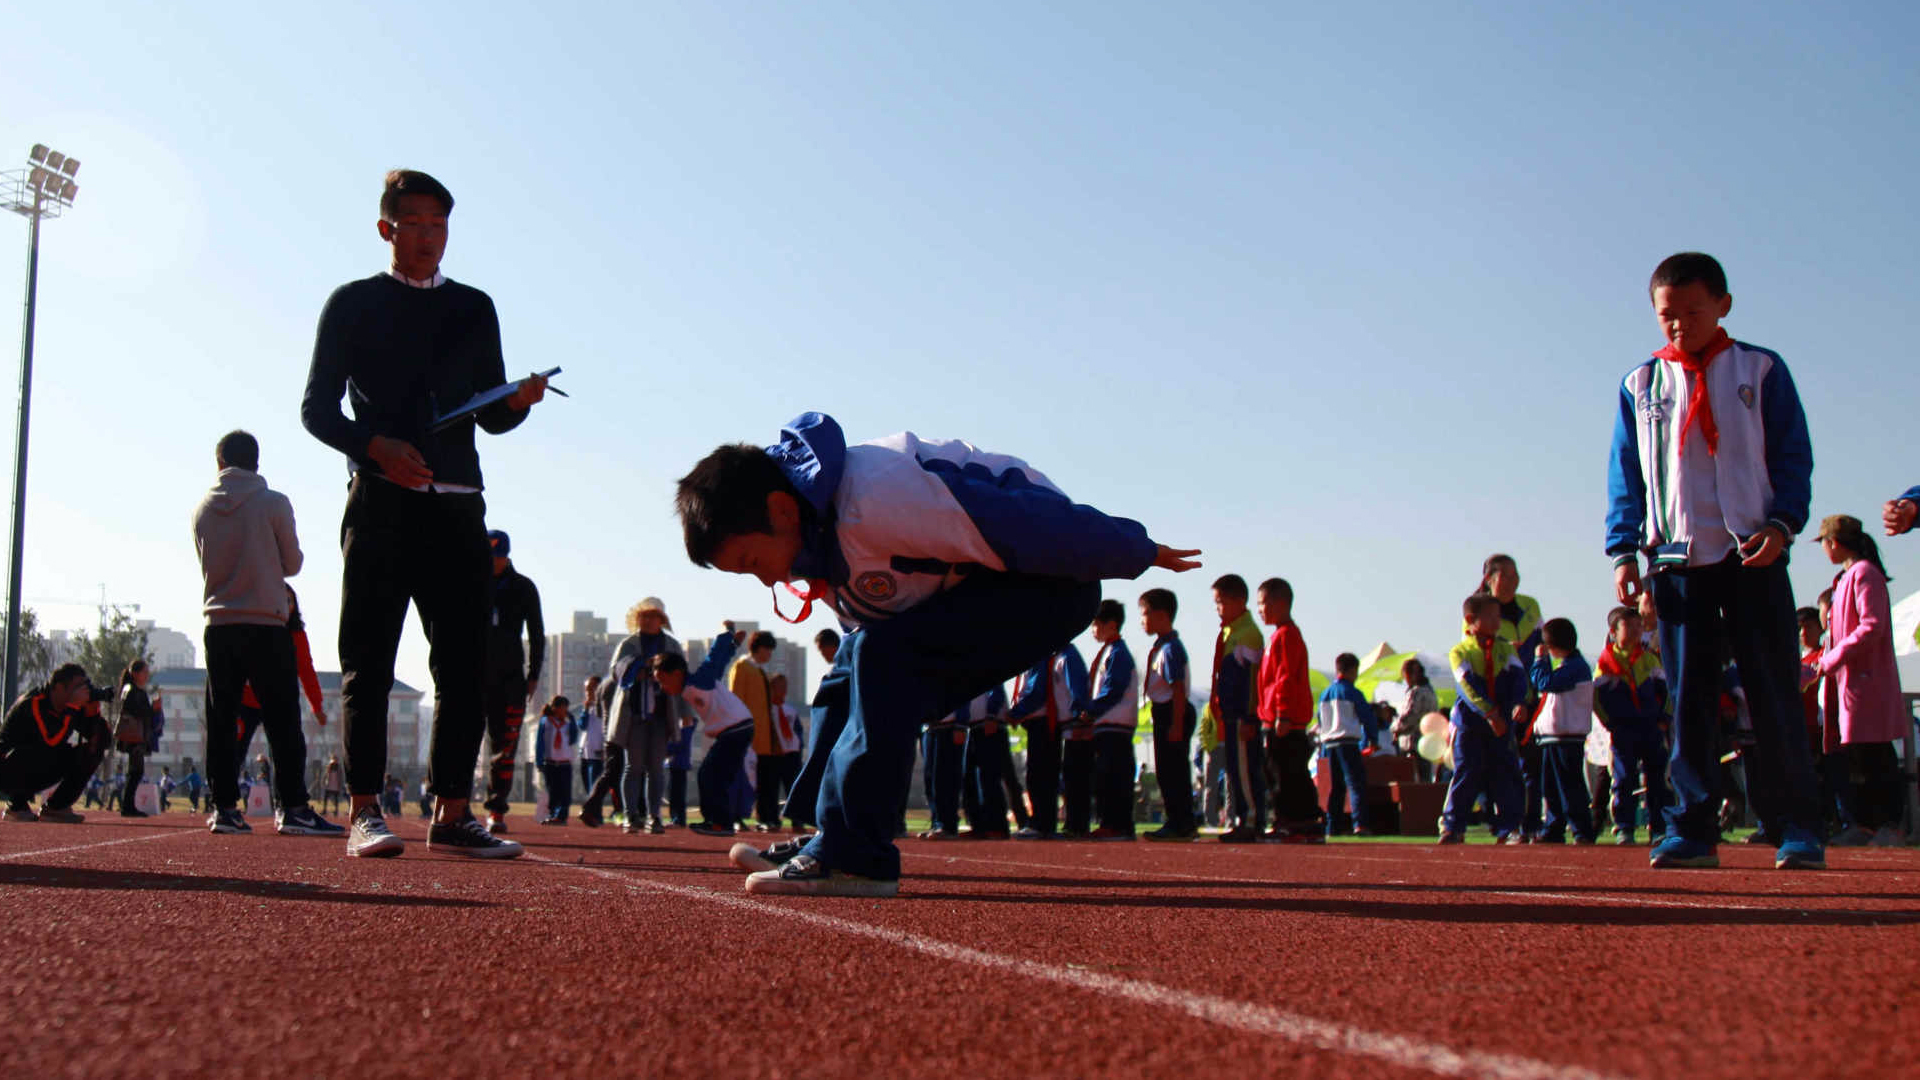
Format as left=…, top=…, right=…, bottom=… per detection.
left=1, top=664, right=112, bottom=822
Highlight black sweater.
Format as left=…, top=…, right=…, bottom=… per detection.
left=301, top=274, right=528, bottom=488
left=487, top=563, right=545, bottom=683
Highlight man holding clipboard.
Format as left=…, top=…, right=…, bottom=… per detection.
left=301, top=169, right=550, bottom=859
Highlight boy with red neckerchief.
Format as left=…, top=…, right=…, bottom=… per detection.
left=1441, top=593, right=1528, bottom=843
left=1606, top=252, right=1823, bottom=870
left=1592, top=605, right=1670, bottom=845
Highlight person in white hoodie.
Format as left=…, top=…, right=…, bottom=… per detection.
left=191, top=431, right=340, bottom=838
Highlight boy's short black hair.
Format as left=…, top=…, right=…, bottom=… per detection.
left=675, top=443, right=802, bottom=567
left=1094, top=599, right=1125, bottom=627
left=1463, top=591, right=1500, bottom=620
left=1541, top=618, right=1577, bottom=652
left=1257, top=577, right=1292, bottom=606
left=1138, top=588, right=1177, bottom=619
left=217, top=430, right=259, bottom=471
left=649, top=652, right=689, bottom=678
left=1606, top=606, right=1639, bottom=632
left=1816, top=588, right=1835, bottom=608
left=1334, top=652, right=1359, bottom=675
left=1649, top=252, right=1727, bottom=299
left=1210, top=574, right=1248, bottom=602
left=381, top=169, right=454, bottom=218
left=49, top=662, right=87, bottom=688
left=1795, top=606, right=1821, bottom=626
left=550, top=695, right=571, bottom=710
left=814, top=628, right=840, bottom=648
left=750, top=630, right=777, bottom=653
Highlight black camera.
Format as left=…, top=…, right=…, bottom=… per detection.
left=87, top=685, right=115, bottom=703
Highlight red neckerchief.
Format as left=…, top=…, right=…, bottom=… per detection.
left=1596, top=642, right=1642, bottom=712
left=552, top=716, right=565, bottom=754
left=1209, top=618, right=1227, bottom=711
left=32, top=696, right=70, bottom=748
left=1653, top=328, right=1732, bottom=456
left=773, top=579, right=827, bottom=623
left=1476, top=634, right=1499, bottom=713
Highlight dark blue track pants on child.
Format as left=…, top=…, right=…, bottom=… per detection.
left=1651, top=557, right=1820, bottom=844
left=1092, top=728, right=1136, bottom=834
left=800, top=573, right=1102, bottom=881
left=1321, top=740, right=1369, bottom=835
left=1608, top=723, right=1670, bottom=836
left=927, top=726, right=966, bottom=833
left=1149, top=701, right=1195, bottom=833
left=1221, top=717, right=1266, bottom=830
left=1442, top=708, right=1523, bottom=837
left=698, top=726, right=753, bottom=826
left=1061, top=735, right=1095, bottom=833
left=962, top=726, right=1011, bottom=832
left=1538, top=741, right=1593, bottom=841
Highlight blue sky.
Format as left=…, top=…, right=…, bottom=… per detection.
left=2, top=1, right=1916, bottom=700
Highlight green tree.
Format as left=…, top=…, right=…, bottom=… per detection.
left=0, top=606, right=53, bottom=689
left=68, top=607, right=151, bottom=690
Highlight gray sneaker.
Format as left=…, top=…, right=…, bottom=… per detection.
left=208, top=808, right=253, bottom=834
left=347, top=807, right=404, bottom=858
left=429, top=813, right=524, bottom=859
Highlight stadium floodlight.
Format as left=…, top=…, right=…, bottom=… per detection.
left=1, top=143, right=83, bottom=705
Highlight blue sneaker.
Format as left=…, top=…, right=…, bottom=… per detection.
left=1774, top=826, right=1826, bottom=870
left=1648, top=834, right=1719, bottom=868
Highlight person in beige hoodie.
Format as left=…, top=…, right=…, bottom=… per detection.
left=191, top=430, right=339, bottom=838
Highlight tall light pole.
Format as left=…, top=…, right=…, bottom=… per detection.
left=2, top=144, right=80, bottom=705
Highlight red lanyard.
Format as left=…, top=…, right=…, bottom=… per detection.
left=773, top=580, right=827, bottom=624
left=33, top=698, right=70, bottom=747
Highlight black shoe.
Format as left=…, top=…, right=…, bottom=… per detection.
left=208, top=808, right=253, bottom=835
left=37, top=806, right=83, bottom=824
left=730, top=835, right=812, bottom=872
left=120, top=808, right=150, bottom=819
left=428, top=813, right=525, bottom=858
left=1144, top=826, right=1197, bottom=842
left=689, top=821, right=736, bottom=837
left=1218, top=826, right=1259, bottom=843
left=578, top=805, right=603, bottom=828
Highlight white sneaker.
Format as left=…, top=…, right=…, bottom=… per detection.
left=1870, top=826, right=1906, bottom=848
left=347, top=807, right=404, bottom=858
left=743, top=854, right=897, bottom=898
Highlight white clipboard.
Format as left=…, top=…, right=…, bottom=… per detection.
left=430, top=367, right=562, bottom=432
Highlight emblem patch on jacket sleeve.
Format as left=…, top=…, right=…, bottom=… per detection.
left=854, top=571, right=898, bottom=602
left=1737, top=384, right=1755, bottom=408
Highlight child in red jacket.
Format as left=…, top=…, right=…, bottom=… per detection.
left=1256, top=578, right=1320, bottom=842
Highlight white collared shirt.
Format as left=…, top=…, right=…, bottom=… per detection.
left=375, top=266, right=479, bottom=494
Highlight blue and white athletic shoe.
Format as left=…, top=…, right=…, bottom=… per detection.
left=1648, top=834, right=1719, bottom=869
left=1774, top=826, right=1826, bottom=870
left=276, top=805, right=345, bottom=836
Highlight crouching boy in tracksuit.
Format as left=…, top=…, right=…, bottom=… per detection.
left=657, top=628, right=753, bottom=838
left=1442, top=593, right=1528, bottom=844
left=1315, top=653, right=1373, bottom=838
left=677, top=412, right=1198, bottom=896
left=1081, top=600, right=1140, bottom=841
left=1527, top=619, right=1597, bottom=844
left=1593, top=605, right=1671, bottom=845
left=958, top=684, right=1013, bottom=837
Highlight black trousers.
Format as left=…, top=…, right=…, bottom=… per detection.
left=1093, top=729, right=1136, bottom=833
left=206, top=624, right=306, bottom=811
left=996, top=731, right=1028, bottom=828
left=1150, top=701, right=1195, bottom=832
left=1835, top=741, right=1904, bottom=832
left=1060, top=733, right=1095, bottom=834
left=1022, top=719, right=1061, bottom=835
left=1265, top=728, right=1321, bottom=827
left=336, top=476, right=490, bottom=799
left=668, top=765, right=688, bottom=823
left=1, top=726, right=106, bottom=810
left=582, top=744, right=627, bottom=815
left=119, top=745, right=146, bottom=811
left=482, top=672, right=529, bottom=814
left=756, top=751, right=800, bottom=826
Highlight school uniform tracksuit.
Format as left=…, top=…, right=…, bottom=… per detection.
left=1143, top=632, right=1195, bottom=834
left=1443, top=633, right=1527, bottom=838
left=1593, top=644, right=1672, bottom=838
left=1259, top=621, right=1320, bottom=832
left=766, top=413, right=1157, bottom=881
left=1085, top=638, right=1140, bottom=835
left=1212, top=612, right=1266, bottom=831
left=1528, top=653, right=1597, bottom=844
left=536, top=711, right=575, bottom=820
left=1008, top=648, right=1090, bottom=838
left=1315, top=678, right=1373, bottom=836
left=1607, top=338, right=1821, bottom=847
left=681, top=633, right=754, bottom=828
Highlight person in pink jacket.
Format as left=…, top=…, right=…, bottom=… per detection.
left=1814, top=514, right=1908, bottom=847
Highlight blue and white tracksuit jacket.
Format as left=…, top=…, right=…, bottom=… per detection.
left=1527, top=653, right=1595, bottom=744
left=1606, top=342, right=1813, bottom=570
left=1008, top=648, right=1090, bottom=731
left=1316, top=678, right=1373, bottom=749
left=768, top=413, right=1159, bottom=626
left=1085, top=639, right=1139, bottom=733
left=956, top=685, right=1010, bottom=731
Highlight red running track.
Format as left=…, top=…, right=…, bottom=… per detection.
left=3, top=814, right=1915, bottom=1078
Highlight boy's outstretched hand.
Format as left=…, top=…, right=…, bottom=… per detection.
left=1154, top=545, right=1202, bottom=572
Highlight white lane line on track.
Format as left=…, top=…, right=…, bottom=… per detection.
left=530, top=854, right=1622, bottom=1080
left=0, top=830, right=184, bottom=862
left=902, top=851, right=1780, bottom=911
